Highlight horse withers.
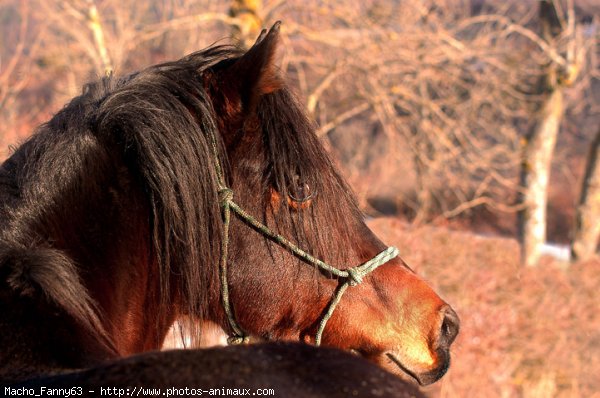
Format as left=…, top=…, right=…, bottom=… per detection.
left=0, top=22, right=458, bottom=390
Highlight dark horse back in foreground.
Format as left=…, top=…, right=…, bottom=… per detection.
left=0, top=23, right=458, bottom=393
left=15, top=343, right=425, bottom=398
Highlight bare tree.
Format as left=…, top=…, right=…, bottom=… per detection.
left=519, top=0, right=584, bottom=267
left=571, top=125, right=600, bottom=261
left=284, top=1, right=539, bottom=221
left=229, top=0, right=263, bottom=49
left=0, top=0, right=47, bottom=160
left=84, top=0, right=112, bottom=74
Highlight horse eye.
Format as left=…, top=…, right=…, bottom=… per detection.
left=289, top=182, right=314, bottom=203
left=287, top=177, right=316, bottom=209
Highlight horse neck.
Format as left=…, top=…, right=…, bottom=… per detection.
left=0, top=285, right=111, bottom=384
left=0, top=133, right=175, bottom=379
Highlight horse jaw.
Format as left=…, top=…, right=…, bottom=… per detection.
left=315, top=259, right=459, bottom=386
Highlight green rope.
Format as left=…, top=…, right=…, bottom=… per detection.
left=313, top=246, right=398, bottom=345
left=218, top=188, right=249, bottom=345
left=207, top=128, right=398, bottom=346
left=209, top=131, right=250, bottom=344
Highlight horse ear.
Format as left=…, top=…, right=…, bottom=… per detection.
left=225, top=21, right=283, bottom=112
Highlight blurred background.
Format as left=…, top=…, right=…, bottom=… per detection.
left=1, top=0, right=599, bottom=396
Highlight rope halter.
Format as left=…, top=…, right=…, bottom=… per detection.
left=209, top=130, right=398, bottom=346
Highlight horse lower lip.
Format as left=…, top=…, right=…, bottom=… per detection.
left=385, top=352, right=421, bottom=385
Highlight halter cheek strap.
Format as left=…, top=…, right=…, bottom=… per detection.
left=218, top=187, right=399, bottom=345
left=209, top=130, right=398, bottom=346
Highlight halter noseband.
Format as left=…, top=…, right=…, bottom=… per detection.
left=209, top=131, right=398, bottom=346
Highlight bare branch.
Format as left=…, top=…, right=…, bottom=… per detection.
left=317, top=102, right=371, bottom=137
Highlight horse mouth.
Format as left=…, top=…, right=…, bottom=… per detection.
left=384, top=352, right=422, bottom=384
left=377, top=350, right=451, bottom=386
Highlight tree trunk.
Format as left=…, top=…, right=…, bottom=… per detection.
left=85, top=0, right=112, bottom=74
left=411, top=80, right=435, bottom=225
left=412, top=147, right=434, bottom=226
left=571, top=126, right=600, bottom=261
left=518, top=88, right=563, bottom=267
left=518, top=0, right=566, bottom=267
left=229, top=0, right=263, bottom=49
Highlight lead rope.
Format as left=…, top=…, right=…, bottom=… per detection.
left=207, top=130, right=399, bottom=346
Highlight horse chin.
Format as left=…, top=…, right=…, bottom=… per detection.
left=368, top=350, right=451, bottom=386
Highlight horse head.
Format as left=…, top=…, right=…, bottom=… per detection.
left=200, top=23, right=459, bottom=385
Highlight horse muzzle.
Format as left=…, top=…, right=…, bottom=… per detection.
left=382, top=305, right=459, bottom=386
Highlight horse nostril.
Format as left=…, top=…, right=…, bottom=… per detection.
left=439, top=306, right=460, bottom=348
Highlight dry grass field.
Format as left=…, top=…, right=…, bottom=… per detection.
left=368, top=217, right=600, bottom=398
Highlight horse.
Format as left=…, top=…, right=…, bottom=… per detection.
left=0, top=22, right=458, bottom=392
left=13, top=343, right=428, bottom=398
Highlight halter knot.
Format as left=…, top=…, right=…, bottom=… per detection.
left=346, top=267, right=364, bottom=286
left=227, top=335, right=250, bottom=345
left=219, top=188, right=234, bottom=206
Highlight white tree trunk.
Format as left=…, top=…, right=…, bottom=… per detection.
left=519, top=88, right=563, bottom=267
